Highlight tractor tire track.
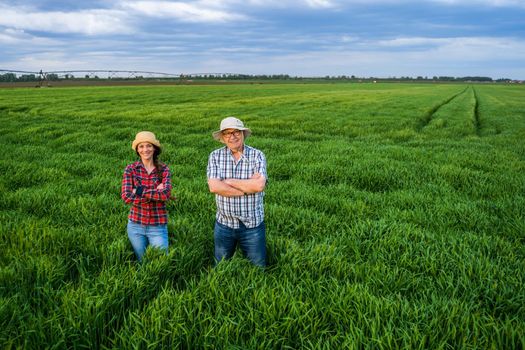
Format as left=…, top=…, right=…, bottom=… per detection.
left=416, top=86, right=469, bottom=131
left=472, top=86, right=481, bottom=136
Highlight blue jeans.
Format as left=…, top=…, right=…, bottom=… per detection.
left=127, top=220, right=168, bottom=261
left=214, top=220, right=267, bottom=267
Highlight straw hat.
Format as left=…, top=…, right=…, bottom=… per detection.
left=212, top=117, right=252, bottom=142
left=132, top=131, right=161, bottom=150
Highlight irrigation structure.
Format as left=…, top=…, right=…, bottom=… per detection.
left=0, top=69, right=238, bottom=86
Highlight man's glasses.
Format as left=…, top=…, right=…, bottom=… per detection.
left=222, top=130, right=242, bottom=138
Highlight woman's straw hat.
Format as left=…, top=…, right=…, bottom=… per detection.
left=132, top=131, right=161, bottom=150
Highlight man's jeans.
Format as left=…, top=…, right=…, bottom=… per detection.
left=214, top=220, right=267, bottom=267
left=127, top=220, right=168, bottom=261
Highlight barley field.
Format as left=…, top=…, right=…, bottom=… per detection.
left=1, top=82, right=524, bottom=349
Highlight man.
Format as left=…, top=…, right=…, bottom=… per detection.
left=207, top=116, right=268, bottom=267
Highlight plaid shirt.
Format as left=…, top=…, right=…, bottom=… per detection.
left=207, top=145, right=267, bottom=229
left=121, top=161, right=172, bottom=225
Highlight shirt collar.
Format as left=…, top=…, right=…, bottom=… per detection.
left=225, top=144, right=252, bottom=161
left=133, top=160, right=158, bottom=173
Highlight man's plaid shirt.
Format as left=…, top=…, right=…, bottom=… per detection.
left=121, top=161, right=172, bottom=225
left=207, top=144, right=267, bottom=229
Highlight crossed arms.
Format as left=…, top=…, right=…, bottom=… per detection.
left=208, top=173, right=266, bottom=197
left=121, top=166, right=172, bottom=204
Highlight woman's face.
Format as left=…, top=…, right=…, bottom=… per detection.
left=137, top=142, right=154, bottom=161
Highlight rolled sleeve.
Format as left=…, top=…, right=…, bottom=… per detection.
left=207, top=151, right=221, bottom=179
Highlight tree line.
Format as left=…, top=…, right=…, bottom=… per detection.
left=0, top=72, right=516, bottom=83
left=0, top=73, right=63, bottom=82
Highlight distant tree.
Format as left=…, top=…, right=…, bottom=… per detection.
left=0, top=73, right=17, bottom=82
left=18, top=74, right=37, bottom=82
left=458, top=76, right=492, bottom=82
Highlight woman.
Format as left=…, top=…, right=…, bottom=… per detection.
left=121, top=131, right=172, bottom=261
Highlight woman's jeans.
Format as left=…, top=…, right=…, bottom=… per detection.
left=214, top=220, right=267, bottom=267
left=127, top=220, right=168, bottom=261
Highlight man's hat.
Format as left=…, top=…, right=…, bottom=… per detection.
left=212, top=117, right=252, bottom=142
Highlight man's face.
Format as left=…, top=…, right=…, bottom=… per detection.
left=221, top=128, right=244, bottom=151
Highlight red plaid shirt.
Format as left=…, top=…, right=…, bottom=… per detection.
left=121, top=161, right=172, bottom=225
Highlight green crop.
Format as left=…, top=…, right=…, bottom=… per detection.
left=1, top=82, right=524, bottom=349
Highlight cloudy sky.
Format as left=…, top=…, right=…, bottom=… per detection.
left=1, top=0, right=524, bottom=79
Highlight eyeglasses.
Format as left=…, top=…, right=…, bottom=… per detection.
left=222, top=130, right=242, bottom=138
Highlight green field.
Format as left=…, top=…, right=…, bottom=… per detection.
left=1, top=82, right=524, bottom=349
